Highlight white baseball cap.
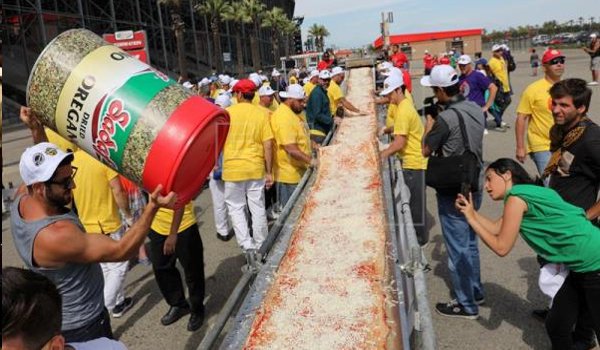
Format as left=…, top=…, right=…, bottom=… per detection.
left=20, top=142, right=74, bottom=186
left=591, top=33, right=597, bottom=38
left=182, top=81, right=193, bottom=89
left=198, top=77, right=211, bottom=87
left=331, top=66, right=345, bottom=76
left=380, top=74, right=404, bottom=96
left=420, top=65, right=459, bottom=87
left=318, top=70, right=332, bottom=79
left=492, top=44, right=503, bottom=52
left=424, top=49, right=429, bottom=53
left=219, top=75, right=232, bottom=85
left=258, top=85, right=276, bottom=96
left=279, top=84, right=305, bottom=100
left=381, top=66, right=402, bottom=77
left=214, top=94, right=232, bottom=108
left=457, top=54, right=472, bottom=65
left=377, top=61, right=393, bottom=71
left=272, top=69, right=281, bottom=77
left=309, top=70, right=320, bottom=79
left=249, top=73, right=262, bottom=87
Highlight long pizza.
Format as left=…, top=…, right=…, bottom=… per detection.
left=244, top=68, right=402, bottom=349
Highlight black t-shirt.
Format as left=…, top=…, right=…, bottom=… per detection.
left=549, top=122, right=600, bottom=217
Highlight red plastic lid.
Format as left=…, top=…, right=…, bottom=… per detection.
left=142, top=96, right=230, bottom=208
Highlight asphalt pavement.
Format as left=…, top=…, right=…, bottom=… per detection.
left=2, top=48, right=599, bottom=349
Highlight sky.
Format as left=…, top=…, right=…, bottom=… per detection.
left=294, top=0, right=597, bottom=49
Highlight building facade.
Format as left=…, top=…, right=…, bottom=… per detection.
left=374, top=28, right=483, bottom=59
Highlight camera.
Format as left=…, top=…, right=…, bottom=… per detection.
left=418, top=96, right=442, bottom=119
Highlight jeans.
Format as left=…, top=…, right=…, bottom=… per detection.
left=148, top=225, right=205, bottom=314
left=277, top=182, right=297, bottom=210
left=100, top=227, right=128, bottom=312
left=402, top=169, right=428, bottom=245
left=62, top=308, right=113, bottom=343
left=545, top=270, right=600, bottom=350
left=530, top=150, right=552, bottom=177
left=437, top=191, right=484, bottom=314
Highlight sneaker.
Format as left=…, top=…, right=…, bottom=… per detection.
left=494, top=126, right=507, bottom=132
left=475, top=297, right=485, bottom=305
left=112, top=297, right=134, bottom=318
left=216, top=231, right=234, bottom=242
left=500, top=121, right=509, bottom=128
left=587, top=81, right=599, bottom=86
left=435, top=300, right=479, bottom=320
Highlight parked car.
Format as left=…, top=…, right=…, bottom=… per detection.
left=559, top=33, right=577, bottom=43
left=548, top=35, right=563, bottom=45
left=531, top=34, right=549, bottom=46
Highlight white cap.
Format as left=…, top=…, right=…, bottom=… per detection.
left=591, top=33, right=597, bottom=38
left=19, top=142, right=74, bottom=186
left=249, top=73, right=262, bottom=87
left=449, top=50, right=454, bottom=55
left=260, top=75, right=268, bottom=82
left=380, top=74, right=404, bottom=96
left=302, top=77, right=310, bottom=85
left=279, top=84, right=305, bottom=100
left=377, top=61, right=393, bottom=71
left=318, top=70, right=332, bottom=79
left=272, top=69, right=281, bottom=77
left=309, top=70, right=320, bottom=79
left=258, top=85, right=276, bottom=96
left=457, top=54, right=472, bottom=65
left=424, top=49, right=429, bottom=53
left=182, top=81, right=193, bottom=89
left=331, top=66, right=345, bottom=76
left=502, top=44, right=509, bottom=51
left=382, top=66, right=402, bottom=77
left=199, top=77, right=211, bottom=87
left=492, top=44, right=503, bottom=52
left=219, top=75, right=232, bottom=85
left=420, top=65, right=459, bottom=87
left=215, top=94, right=232, bottom=108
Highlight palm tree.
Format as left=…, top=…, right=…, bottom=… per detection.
left=281, top=19, right=297, bottom=57
left=240, top=0, right=266, bottom=71
left=308, top=23, right=330, bottom=52
left=158, top=0, right=187, bottom=79
left=222, top=2, right=251, bottom=75
left=195, top=0, right=228, bottom=72
left=261, top=7, right=288, bottom=65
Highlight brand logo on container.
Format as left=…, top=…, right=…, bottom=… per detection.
left=92, top=98, right=131, bottom=168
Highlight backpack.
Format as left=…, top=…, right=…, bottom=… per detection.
left=507, top=54, right=517, bottom=72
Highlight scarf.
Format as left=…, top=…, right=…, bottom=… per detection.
left=542, top=117, right=591, bottom=179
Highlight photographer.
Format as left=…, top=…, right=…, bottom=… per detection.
left=421, top=65, right=486, bottom=319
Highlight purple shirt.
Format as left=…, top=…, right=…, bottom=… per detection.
left=459, top=70, right=492, bottom=107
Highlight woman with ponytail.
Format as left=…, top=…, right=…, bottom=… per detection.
left=455, top=157, right=600, bottom=349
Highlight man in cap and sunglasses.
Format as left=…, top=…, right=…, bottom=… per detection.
left=488, top=44, right=511, bottom=130
left=515, top=49, right=565, bottom=176
left=11, top=107, right=176, bottom=343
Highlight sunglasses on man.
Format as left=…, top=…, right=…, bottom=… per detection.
left=45, top=166, right=78, bottom=189
left=547, top=57, right=565, bottom=65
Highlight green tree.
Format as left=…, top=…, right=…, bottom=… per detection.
left=158, top=0, right=187, bottom=79
left=281, top=19, right=297, bottom=57
left=261, top=6, right=288, bottom=65
left=195, top=0, right=228, bottom=72
left=222, top=2, right=251, bottom=75
left=240, top=0, right=266, bottom=71
left=308, top=23, right=330, bottom=52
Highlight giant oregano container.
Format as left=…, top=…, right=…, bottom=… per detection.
left=27, top=29, right=229, bottom=207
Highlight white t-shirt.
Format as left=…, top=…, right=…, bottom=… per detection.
left=67, top=337, right=127, bottom=350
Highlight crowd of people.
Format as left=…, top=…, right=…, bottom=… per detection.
left=3, top=36, right=599, bottom=349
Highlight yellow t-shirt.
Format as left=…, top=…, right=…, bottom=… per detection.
left=222, top=102, right=274, bottom=182
left=304, top=81, right=315, bottom=97
left=210, top=88, right=225, bottom=100
left=71, top=150, right=121, bottom=233
left=489, top=57, right=510, bottom=93
left=151, top=202, right=197, bottom=235
left=46, top=128, right=78, bottom=152
left=385, top=91, right=414, bottom=128
left=327, top=80, right=344, bottom=116
left=271, top=104, right=311, bottom=184
left=392, top=99, right=427, bottom=170
left=516, top=78, right=554, bottom=153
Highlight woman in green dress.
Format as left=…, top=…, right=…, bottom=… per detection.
left=455, top=158, right=600, bottom=350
